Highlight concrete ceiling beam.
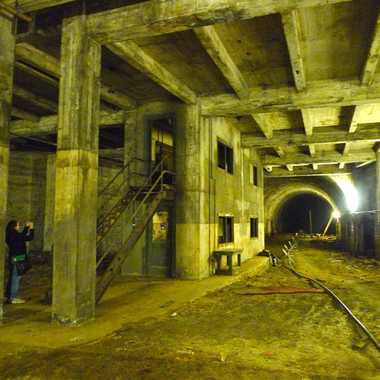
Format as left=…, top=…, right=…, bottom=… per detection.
left=201, top=78, right=380, bottom=116
left=107, top=41, right=197, bottom=104
left=15, top=43, right=136, bottom=110
left=13, top=86, right=57, bottom=113
left=194, top=25, right=249, bottom=99
left=194, top=25, right=285, bottom=153
left=362, top=10, right=380, bottom=86
left=2, top=0, right=75, bottom=12
left=262, top=151, right=376, bottom=166
left=11, top=107, right=39, bottom=122
left=265, top=167, right=351, bottom=177
left=243, top=127, right=380, bottom=148
left=10, top=110, right=126, bottom=137
left=281, top=10, right=306, bottom=91
left=87, top=0, right=352, bottom=43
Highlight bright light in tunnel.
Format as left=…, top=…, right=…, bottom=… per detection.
left=330, top=175, right=359, bottom=212
left=332, top=210, right=341, bottom=219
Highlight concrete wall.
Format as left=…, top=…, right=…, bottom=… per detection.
left=6, top=101, right=266, bottom=279
left=209, top=117, right=264, bottom=263
left=176, top=108, right=265, bottom=279
left=122, top=101, right=179, bottom=276
left=122, top=102, right=265, bottom=278
left=353, top=164, right=376, bottom=212
left=7, top=152, right=47, bottom=252
left=339, top=163, right=378, bottom=258
left=7, top=151, right=124, bottom=257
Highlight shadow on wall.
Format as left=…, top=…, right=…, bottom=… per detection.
left=264, top=177, right=347, bottom=236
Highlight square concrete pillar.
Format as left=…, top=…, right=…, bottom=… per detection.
left=43, top=154, right=56, bottom=252
left=375, top=150, right=380, bottom=259
left=52, top=15, right=101, bottom=324
left=0, top=15, right=15, bottom=319
left=176, top=104, right=211, bottom=279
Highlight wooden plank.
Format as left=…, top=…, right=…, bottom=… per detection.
left=281, top=10, right=306, bottom=91
left=3, top=0, right=75, bottom=12
left=194, top=25, right=248, bottom=98
left=262, top=151, right=376, bottom=166
left=87, top=0, right=352, bottom=43
left=362, top=10, right=380, bottom=86
left=201, top=78, right=380, bottom=116
left=16, top=43, right=136, bottom=109
left=265, top=167, right=351, bottom=177
left=242, top=128, right=380, bottom=148
left=108, top=41, right=197, bottom=104
left=10, top=110, right=125, bottom=136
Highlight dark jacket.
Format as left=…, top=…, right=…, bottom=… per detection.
left=6, top=227, right=34, bottom=261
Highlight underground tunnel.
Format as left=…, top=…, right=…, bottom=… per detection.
left=0, top=0, right=380, bottom=378
left=275, top=193, right=338, bottom=235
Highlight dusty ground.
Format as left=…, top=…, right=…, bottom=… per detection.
left=1, top=240, right=380, bottom=379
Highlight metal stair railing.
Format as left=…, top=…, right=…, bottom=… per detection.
left=96, top=157, right=175, bottom=271
left=96, top=190, right=167, bottom=303
left=97, top=157, right=146, bottom=225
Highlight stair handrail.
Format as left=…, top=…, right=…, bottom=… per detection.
left=97, top=157, right=148, bottom=227
left=98, top=156, right=146, bottom=197
left=96, top=157, right=175, bottom=269
left=96, top=170, right=174, bottom=269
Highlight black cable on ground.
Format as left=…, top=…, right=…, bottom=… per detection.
left=277, top=238, right=380, bottom=353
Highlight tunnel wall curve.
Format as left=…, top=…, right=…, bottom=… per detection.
left=265, top=178, right=345, bottom=236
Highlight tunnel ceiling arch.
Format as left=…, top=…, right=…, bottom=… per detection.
left=264, top=178, right=347, bottom=235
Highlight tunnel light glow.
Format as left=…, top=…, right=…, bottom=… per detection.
left=332, top=210, right=341, bottom=219
left=331, top=175, right=359, bottom=212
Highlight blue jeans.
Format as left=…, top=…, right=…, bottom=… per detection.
left=6, top=264, right=21, bottom=300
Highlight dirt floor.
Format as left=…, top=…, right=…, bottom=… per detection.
left=1, top=239, right=380, bottom=379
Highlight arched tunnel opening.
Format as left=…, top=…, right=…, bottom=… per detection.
left=276, top=193, right=337, bottom=235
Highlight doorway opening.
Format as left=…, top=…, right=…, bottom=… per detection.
left=145, top=116, right=175, bottom=277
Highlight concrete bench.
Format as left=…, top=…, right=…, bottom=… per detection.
left=213, top=249, right=243, bottom=275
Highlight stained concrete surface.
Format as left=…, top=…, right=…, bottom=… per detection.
left=1, top=242, right=380, bottom=379
left=0, top=255, right=269, bottom=348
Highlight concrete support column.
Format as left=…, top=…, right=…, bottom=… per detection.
left=0, top=15, right=15, bottom=319
left=176, top=104, right=210, bottom=279
left=375, top=149, right=380, bottom=259
left=52, top=15, right=101, bottom=324
left=43, top=154, right=56, bottom=252
left=124, top=109, right=139, bottom=184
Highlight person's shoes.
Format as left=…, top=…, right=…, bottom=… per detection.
left=10, top=298, right=26, bottom=304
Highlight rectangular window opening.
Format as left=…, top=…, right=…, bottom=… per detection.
left=250, top=217, right=258, bottom=238
left=217, top=140, right=233, bottom=174
left=218, top=216, right=234, bottom=243
left=253, top=166, right=258, bottom=186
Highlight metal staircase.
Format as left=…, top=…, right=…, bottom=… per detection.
left=95, top=157, right=175, bottom=303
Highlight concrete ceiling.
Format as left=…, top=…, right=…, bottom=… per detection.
left=7, top=0, right=380, bottom=175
